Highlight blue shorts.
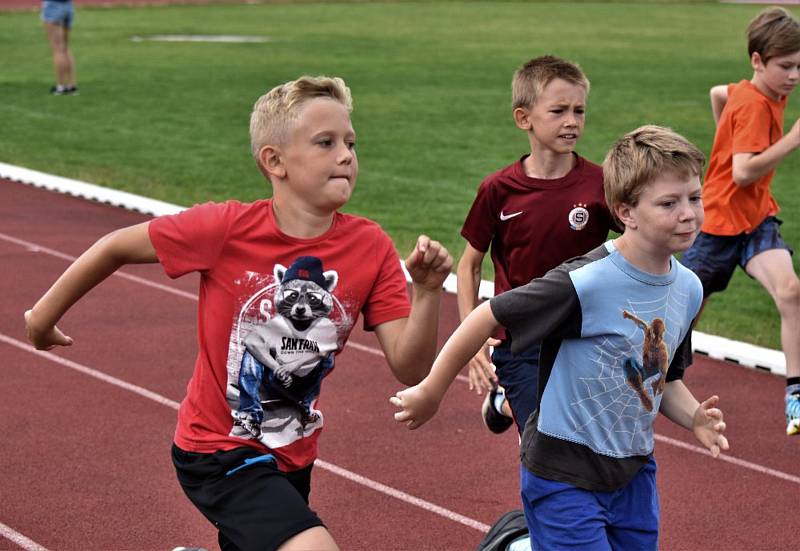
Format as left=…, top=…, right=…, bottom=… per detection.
left=520, top=457, right=659, bottom=551
left=492, top=340, right=540, bottom=435
left=680, top=216, right=793, bottom=297
left=41, top=1, right=74, bottom=28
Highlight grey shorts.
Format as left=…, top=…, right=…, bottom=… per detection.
left=680, top=216, right=793, bottom=297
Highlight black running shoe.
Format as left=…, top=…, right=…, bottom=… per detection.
left=475, top=509, right=530, bottom=551
left=481, top=385, right=513, bottom=434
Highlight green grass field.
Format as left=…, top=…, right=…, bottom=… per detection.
left=1, top=0, right=798, bottom=350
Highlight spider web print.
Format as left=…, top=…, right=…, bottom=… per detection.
left=568, top=283, right=693, bottom=452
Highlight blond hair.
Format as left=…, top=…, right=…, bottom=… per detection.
left=512, top=55, right=590, bottom=110
left=603, top=125, right=706, bottom=226
left=747, top=7, right=800, bottom=64
left=249, top=75, right=353, bottom=158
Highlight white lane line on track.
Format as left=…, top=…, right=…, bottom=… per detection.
left=3, top=329, right=798, bottom=550
left=0, top=334, right=181, bottom=410
left=654, top=433, right=800, bottom=484
left=317, top=460, right=490, bottom=532
left=4, top=232, right=799, bottom=499
left=1, top=164, right=788, bottom=376
left=0, top=521, right=49, bottom=551
left=0, top=332, right=490, bottom=534
left=1, top=231, right=470, bottom=384
left=4, top=231, right=799, bottom=482
left=0, top=232, right=197, bottom=301
left=342, top=341, right=470, bottom=384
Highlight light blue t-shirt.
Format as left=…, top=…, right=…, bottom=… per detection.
left=491, top=240, right=703, bottom=490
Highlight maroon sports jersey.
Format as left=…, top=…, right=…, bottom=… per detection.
left=461, top=154, right=615, bottom=297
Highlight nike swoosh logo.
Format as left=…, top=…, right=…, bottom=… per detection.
left=499, top=210, right=523, bottom=221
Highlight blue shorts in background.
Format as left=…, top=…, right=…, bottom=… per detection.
left=492, top=340, right=540, bottom=435
left=520, top=457, right=659, bottom=551
left=41, top=1, right=74, bottom=28
left=680, top=216, right=792, bottom=297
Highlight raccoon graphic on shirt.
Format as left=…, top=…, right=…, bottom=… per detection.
left=226, top=256, right=350, bottom=450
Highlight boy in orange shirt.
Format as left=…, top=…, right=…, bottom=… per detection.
left=680, top=7, right=800, bottom=435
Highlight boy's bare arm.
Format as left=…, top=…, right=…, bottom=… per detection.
left=456, top=243, right=484, bottom=321
left=390, top=301, right=501, bottom=429
left=660, top=380, right=729, bottom=458
left=709, top=85, right=728, bottom=126
left=456, top=243, right=498, bottom=393
left=25, top=222, right=158, bottom=350
left=732, top=119, right=800, bottom=186
left=374, top=236, right=453, bottom=386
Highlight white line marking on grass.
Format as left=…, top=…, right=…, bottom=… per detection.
left=0, top=332, right=489, bottom=533
left=131, top=35, right=271, bottom=43
left=0, top=521, right=50, bottom=551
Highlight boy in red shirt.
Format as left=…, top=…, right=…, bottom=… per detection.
left=457, top=55, right=616, bottom=435
left=24, top=75, right=453, bottom=550
left=680, top=7, right=800, bottom=435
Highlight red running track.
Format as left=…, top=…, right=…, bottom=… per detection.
left=0, top=179, right=797, bottom=551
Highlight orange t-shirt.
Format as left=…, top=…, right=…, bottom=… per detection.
left=701, top=80, right=786, bottom=235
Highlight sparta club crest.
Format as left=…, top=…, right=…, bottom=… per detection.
left=568, top=203, right=590, bottom=231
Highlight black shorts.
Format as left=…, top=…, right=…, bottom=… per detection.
left=172, top=444, right=324, bottom=551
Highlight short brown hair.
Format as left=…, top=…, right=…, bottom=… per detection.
left=747, top=7, right=800, bottom=64
left=512, top=55, right=590, bottom=110
left=603, top=125, right=706, bottom=226
left=249, top=75, right=352, bottom=158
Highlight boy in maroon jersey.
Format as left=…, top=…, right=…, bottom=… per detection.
left=457, top=55, right=617, bottom=435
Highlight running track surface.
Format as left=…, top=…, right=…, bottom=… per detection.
left=0, top=179, right=797, bottom=551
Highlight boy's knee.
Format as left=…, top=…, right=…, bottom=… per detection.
left=775, top=277, right=800, bottom=312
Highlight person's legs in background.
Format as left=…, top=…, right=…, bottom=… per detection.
left=42, top=1, right=77, bottom=94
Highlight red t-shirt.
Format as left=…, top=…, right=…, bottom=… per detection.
left=461, top=154, right=615, bottom=297
left=702, top=80, right=785, bottom=235
left=149, top=199, right=410, bottom=471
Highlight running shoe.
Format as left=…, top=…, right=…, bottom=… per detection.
left=482, top=385, right=513, bottom=434
left=49, top=85, right=79, bottom=96
left=786, top=393, right=800, bottom=436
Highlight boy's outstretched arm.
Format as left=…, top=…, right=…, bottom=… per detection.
left=660, top=380, right=729, bottom=458
left=374, top=235, right=453, bottom=386
left=456, top=243, right=499, bottom=394
left=709, top=85, right=728, bottom=126
left=390, top=301, right=501, bottom=429
left=732, top=119, right=800, bottom=186
left=24, top=222, right=158, bottom=350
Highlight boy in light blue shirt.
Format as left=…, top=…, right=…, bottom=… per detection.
left=392, top=126, right=729, bottom=550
